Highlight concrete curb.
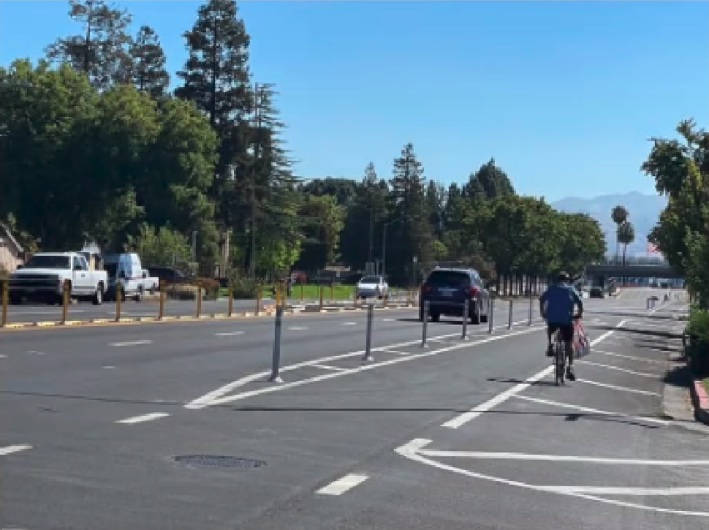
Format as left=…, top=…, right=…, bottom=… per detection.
left=689, top=378, right=709, bottom=426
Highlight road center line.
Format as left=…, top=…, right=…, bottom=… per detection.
left=316, top=473, right=369, bottom=495
left=0, top=445, right=32, bottom=456
left=215, top=331, right=245, bottom=336
left=109, top=340, right=153, bottom=348
left=116, top=412, right=169, bottom=424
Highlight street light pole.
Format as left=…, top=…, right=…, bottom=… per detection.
left=381, top=215, right=407, bottom=278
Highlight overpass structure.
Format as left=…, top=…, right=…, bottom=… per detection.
left=584, top=257, right=684, bottom=288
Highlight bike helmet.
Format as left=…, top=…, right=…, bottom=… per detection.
left=557, top=271, right=570, bottom=283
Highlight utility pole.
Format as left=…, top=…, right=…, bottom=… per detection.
left=249, top=82, right=261, bottom=278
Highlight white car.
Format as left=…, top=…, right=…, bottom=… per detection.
left=356, top=275, right=389, bottom=300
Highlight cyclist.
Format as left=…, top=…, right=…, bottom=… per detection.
left=539, top=271, right=584, bottom=381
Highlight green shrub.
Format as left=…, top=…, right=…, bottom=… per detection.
left=686, top=307, right=709, bottom=375
left=226, top=273, right=260, bottom=300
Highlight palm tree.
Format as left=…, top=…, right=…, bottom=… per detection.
left=611, top=205, right=629, bottom=264
left=617, top=221, right=635, bottom=285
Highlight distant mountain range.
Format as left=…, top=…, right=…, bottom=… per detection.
left=551, top=192, right=667, bottom=256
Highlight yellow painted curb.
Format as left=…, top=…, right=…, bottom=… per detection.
left=35, top=321, right=57, bottom=327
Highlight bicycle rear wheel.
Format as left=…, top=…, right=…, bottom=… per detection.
left=554, top=340, right=565, bottom=386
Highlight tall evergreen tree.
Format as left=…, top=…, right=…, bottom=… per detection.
left=242, top=83, right=301, bottom=276
left=388, top=143, right=433, bottom=279
left=175, top=0, right=252, bottom=227
left=45, top=0, right=133, bottom=89
left=463, top=158, right=516, bottom=199
left=128, top=26, right=170, bottom=99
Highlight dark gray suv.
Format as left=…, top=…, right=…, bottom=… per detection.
left=419, top=267, right=490, bottom=324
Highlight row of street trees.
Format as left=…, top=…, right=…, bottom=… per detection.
left=0, top=0, right=607, bottom=289
left=644, top=119, right=709, bottom=372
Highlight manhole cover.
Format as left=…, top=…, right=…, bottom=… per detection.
left=172, top=455, right=266, bottom=469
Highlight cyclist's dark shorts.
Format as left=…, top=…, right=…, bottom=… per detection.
left=548, top=322, right=574, bottom=342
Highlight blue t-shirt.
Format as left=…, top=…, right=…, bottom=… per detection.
left=540, top=284, right=583, bottom=324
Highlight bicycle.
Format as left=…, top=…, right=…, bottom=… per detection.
left=551, top=314, right=583, bottom=387
left=552, top=328, right=566, bottom=386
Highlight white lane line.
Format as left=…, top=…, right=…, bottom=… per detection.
left=382, top=350, right=413, bottom=356
left=442, top=321, right=625, bottom=429
left=0, top=445, right=32, bottom=456
left=109, top=340, right=153, bottom=348
left=381, top=318, right=396, bottom=322
left=395, top=439, right=709, bottom=517
left=316, top=473, right=369, bottom=496
left=215, top=331, right=245, bottom=336
left=341, top=322, right=357, bottom=326
left=593, top=349, right=667, bottom=365
left=0, top=354, right=7, bottom=359
left=185, top=330, right=466, bottom=409
left=575, top=378, right=661, bottom=396
left=102, top=365, right=116, bottom=370
left=311, top=364, right=348, bottom=372
left=540, top=486, right=709, bottom=496
left=195, top=326, right=546, bottom=409
left=577, top=361, right=658, bottom=378
left=416, top=449, right=709, bottom=466
left=288, top=326, right=309, bottom=331
left=512, top=395, right=670, bottom=425
left=116, top=412, right=169, bottom=424
left=442, top=367, right=553, bottom=429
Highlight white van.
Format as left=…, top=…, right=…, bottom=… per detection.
left=103, top=253, right=145, bottom=301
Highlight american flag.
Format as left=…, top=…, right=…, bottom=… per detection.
left=647, top=242, right=659, bottom=253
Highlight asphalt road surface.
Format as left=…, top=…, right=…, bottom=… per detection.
left=1, top=288, right=701, bottom=530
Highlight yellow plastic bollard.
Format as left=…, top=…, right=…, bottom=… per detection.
left=61, top=279, right=70, bottom=325
left=196, top=285, right=202, bottom=318
left=158, top=280, right=165, bottom=320
left=227, top=286, right=234, bottom=317
left=1, top=276, right=8, bottom=328
left=115, top=284, right=122, bottom=322
left=275, top=284, right=281, bottom=307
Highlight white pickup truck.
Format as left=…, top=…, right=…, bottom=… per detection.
left=140, top=269, right=159, bottom=294
left=9, top=252, right=108, bottom=305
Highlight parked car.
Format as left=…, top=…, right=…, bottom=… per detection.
left=356, top=275, right=389, bottom=300
left=590, top=286, right=605, bottom=299
left=419, top=267, right=490, bottom=324
left=147, top=266, right=191, bottom=286
left=8, top=252, right=107, bottom=305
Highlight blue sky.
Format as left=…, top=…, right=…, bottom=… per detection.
left=1, top=1, right=707, bottom=201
